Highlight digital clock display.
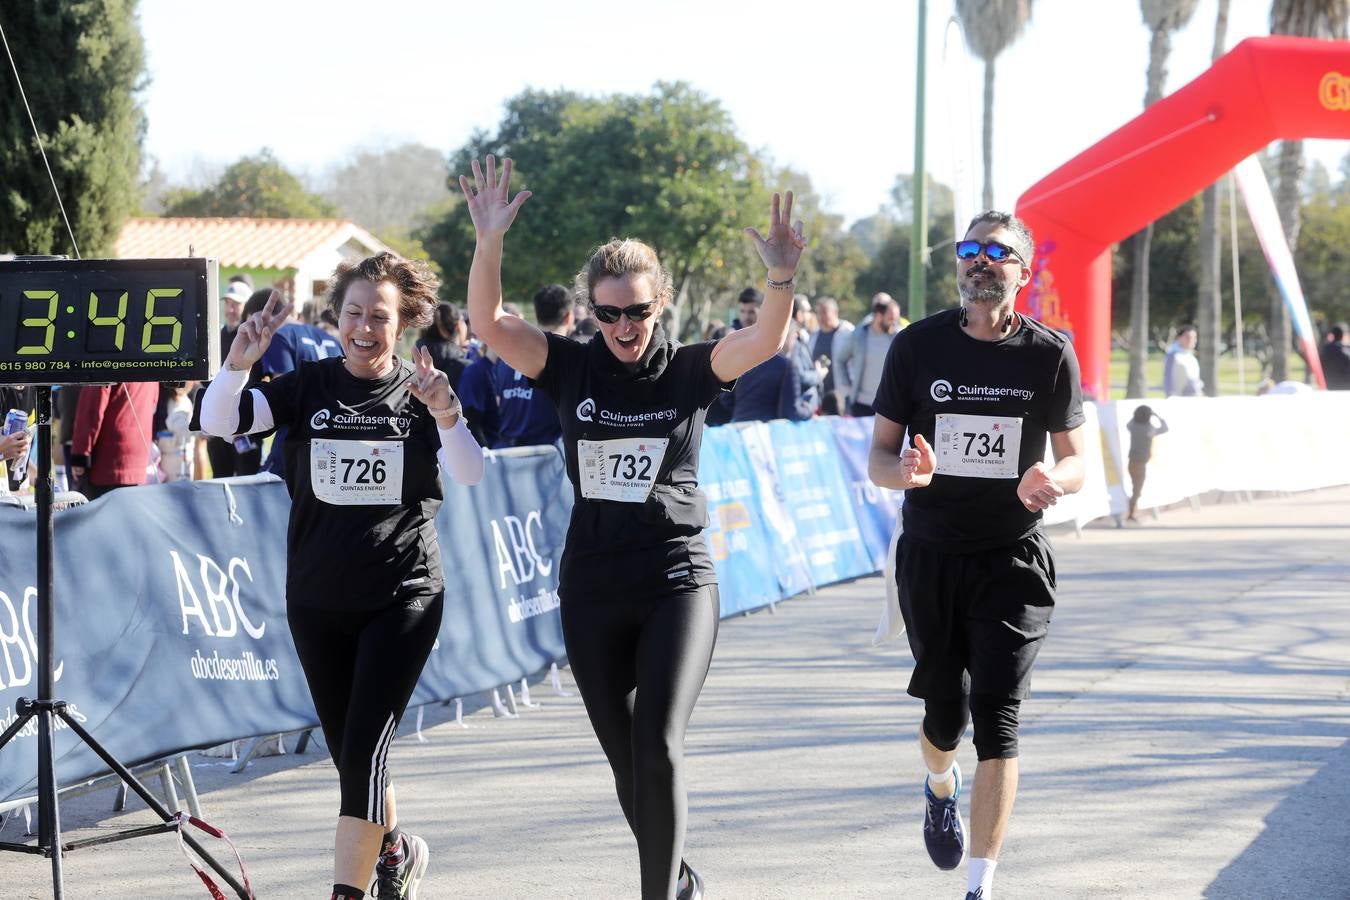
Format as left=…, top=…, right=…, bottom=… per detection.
left=0, top=257, right=219, bottom=384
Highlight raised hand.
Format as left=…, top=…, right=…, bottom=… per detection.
left=226, top=290, right=291, bottom=371
left=409, top=345, right=459, bottom=422
left=744, top=191, right=807, bottom=278
left=458, top=155, right=532, bottom=238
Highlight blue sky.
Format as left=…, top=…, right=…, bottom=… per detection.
left=137, top=0, right=1346, bottom=226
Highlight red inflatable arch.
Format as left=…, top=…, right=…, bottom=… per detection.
left=1014, top=36, right=1350, bottom=400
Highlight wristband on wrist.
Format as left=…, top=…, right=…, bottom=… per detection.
left=766, top=274, right=794, bottom=290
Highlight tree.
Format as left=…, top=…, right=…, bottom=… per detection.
left=853, top=173, right=960, bottom=319
left=162, top=149, right=338, bottom=218
left=421, top=83, right=765, bottom=314
left=954, top=0, right=1034, bottom=209
left=1197, top=0, right=1230, bottom=395
left=1268, top=0, right=1348, bottom=379
left=1127, top=0, right=1200, bottom=398
left=320, top=142, right=450, bottom=234
left=0, top=0, right=146, bottom=256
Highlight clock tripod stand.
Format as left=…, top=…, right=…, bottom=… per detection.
left=0, top=386, right=250, bottom=898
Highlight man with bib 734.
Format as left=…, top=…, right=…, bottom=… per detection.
left=867, top=211, right=1086, bottom=900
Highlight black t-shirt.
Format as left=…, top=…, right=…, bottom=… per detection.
left=534, top=326, right=731, bottom=596
left=248, top=357, right=445, bottom=609
left=872, top=309, right=1084, bottom=551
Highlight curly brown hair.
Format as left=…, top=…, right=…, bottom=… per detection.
left=326, top=252, right=439, bottom=331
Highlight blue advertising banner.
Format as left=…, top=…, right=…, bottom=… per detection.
left=827, top=416, right=903, bottom=570
left=0, top=449, right=570, bottom=805
left=697, top=426, right=784, bottom=617
left=412, top=448, right=569, bottom=705
left=764, top=419, right=874, bottom=586
left=735, top=423, right=815, bottom=599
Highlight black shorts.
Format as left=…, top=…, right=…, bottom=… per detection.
left=895, top=531, right=1056, bottom=701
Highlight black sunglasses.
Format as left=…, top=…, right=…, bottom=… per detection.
left=955, top=239, right=1026, bottom=265
left=590, top=302, right=655, bottom=324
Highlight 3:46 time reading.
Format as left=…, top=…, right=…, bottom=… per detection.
left=15, top=288, right=184, bottom=355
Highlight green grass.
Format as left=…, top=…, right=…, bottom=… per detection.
left=1105, top=349, right=1308, bottom=399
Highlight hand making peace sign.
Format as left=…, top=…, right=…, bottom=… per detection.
left=408, top=345, right=459, bottom=423
left=225, top=290, right=292, bottom=371
left=745, top=191, right=807, bottom=278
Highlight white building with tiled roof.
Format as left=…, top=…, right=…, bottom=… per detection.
left=115, top=217, right=391, bottom=313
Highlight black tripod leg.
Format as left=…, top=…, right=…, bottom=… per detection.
left=37, top=708, right=64, bottom=897
left=55, top=710, right=251, bottom=899
left=0, top=705, right=36, bottom=751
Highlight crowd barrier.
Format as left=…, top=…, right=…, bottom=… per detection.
left=2, top=394, right=1348, bottom=803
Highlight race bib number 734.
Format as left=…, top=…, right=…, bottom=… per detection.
left=934, top=413, right=1022, bottom=479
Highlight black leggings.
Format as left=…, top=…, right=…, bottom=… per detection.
left=288, top=588, right=443, bottom=824
left=561, top=583, right=721, bottom=900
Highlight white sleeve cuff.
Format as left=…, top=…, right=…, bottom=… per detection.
left=437, top=416, right=485, bottom=485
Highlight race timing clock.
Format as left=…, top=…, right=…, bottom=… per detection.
left=0, top=257, right=219, bottom=384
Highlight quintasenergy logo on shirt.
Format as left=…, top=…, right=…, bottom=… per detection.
left=575, top=397, right=676, bottom=427
left=309, top=408, right=412, bottom=431
left=930, top=380, right=1034, bottom=403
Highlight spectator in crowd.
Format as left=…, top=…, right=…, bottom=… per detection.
left=732, top=286, right=762, bottom=330
left=1, top=385, right=34, bottom=492
left=729, top=330, right=813, bottom=423
left=836, top=293, right=905, bottom=417
left=221, top=280, right=249, bottom=352
left=416, top=302, right=471, bottom=394
left=1125, top=404, right=1169, bottom=524
left=788, top=294, right=825, bottom=415
left=810, top=296, right=854, bottom=415
left=155, top=382, right=202, bottom=481
left=259, top=295, right=342, bottom=474
left=317, top=307, right=341, bottom=340
left=572, top=317, right=598, bottom=344
left=496, top=285, right=573, bottom=447
left=702, top=319, right=726, bottom=342
left=1163, top=324, right=1203, bottom=397
left=459, top=341, right=501, bottom=449
left=1318, top=322, right=1350, bottom=390
left=69, top=381, right=158, bottom=499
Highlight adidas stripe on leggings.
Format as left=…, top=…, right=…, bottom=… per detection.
left=561, top=582, right=721, bottom=900
left=287, top=587, right=443, bottom=824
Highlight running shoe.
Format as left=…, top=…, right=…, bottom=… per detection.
left=676, top=861, right=705, bottom=900
left=965, top=890, right=985, bottom=900
left=373, top=832, right=429, bottom=899
left=922, top=761, right=965, bottom=870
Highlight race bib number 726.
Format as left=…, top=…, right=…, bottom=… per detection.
left=310, top=439, right=404, bottom=505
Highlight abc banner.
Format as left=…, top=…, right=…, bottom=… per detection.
left=0, top=451, right=571, bottom=806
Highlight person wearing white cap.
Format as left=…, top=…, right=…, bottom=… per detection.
left=204, top=279, right=263, bottom=477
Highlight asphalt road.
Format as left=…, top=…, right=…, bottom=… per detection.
left=2, top=486, right=1347, bottom=899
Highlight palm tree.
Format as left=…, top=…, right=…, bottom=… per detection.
left=1197, top=0, right=1230, bottom=397
left=954, top=0, right=1033, bottom=210
left=1268, top=0, right=1348, bottom=380
left=1127, top=0, right=1200, bottom=399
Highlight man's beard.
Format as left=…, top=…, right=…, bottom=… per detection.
left=959, top=279, right=1011, bottom=305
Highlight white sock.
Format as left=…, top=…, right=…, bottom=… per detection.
left=926, top=765, right=955, bottom=796
left=968, top=857, right=997, bottom=896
